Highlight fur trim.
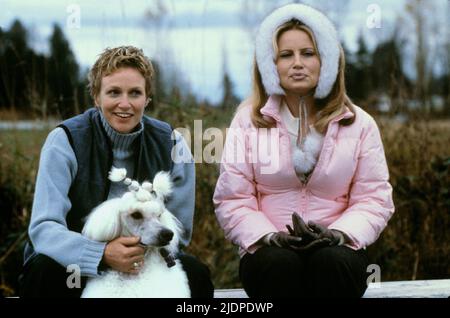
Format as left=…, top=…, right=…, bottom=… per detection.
left=255, top=3, right=340, bottom=99
left=292, top=129, right=324, bottom=175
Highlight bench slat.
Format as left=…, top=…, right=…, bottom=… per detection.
left=214, top=279, right=450, bottom=298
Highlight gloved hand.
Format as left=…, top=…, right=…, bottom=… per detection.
left=285, top=213, right=332, bottom=252
left=268, top=231, right=304, bottom=249
left=286, top=213, right=320, bottom=245
left=307, top=221, right=344, bottom=246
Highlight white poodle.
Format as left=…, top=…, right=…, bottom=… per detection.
left=81, top=167, right=191, bottom=298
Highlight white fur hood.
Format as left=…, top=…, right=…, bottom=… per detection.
left=255, top=3, right=340, bottom=99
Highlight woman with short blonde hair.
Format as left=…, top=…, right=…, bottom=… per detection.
left=20, top=46, right=213, bottom=298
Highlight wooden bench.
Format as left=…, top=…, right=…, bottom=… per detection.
left=214, top=279, right=450, bottom=298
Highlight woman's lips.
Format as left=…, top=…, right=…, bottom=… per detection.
left=114, top=112, right=133, bottom=119
left=290, top=74, right=307, bottom=80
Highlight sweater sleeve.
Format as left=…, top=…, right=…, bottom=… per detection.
left=165, top=130, right=195, bottom=247
left=28, top=128, right=106, bottom=277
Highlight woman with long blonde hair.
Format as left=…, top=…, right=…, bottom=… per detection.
left=214, top=4, right=394, bottom=298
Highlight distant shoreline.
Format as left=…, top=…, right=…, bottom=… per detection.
left=0, top=120, right=60, bottom=130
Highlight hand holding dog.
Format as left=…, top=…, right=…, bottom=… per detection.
left=103, top=236, right=145, bottom=274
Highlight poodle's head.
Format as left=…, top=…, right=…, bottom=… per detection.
left=82, top=169, right=181, bottom=253
left=119, top=198, right=182, bottom=249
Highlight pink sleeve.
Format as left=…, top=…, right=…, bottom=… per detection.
left=213, top=110, right=278, bottom=253
left=329, top=116, right=395, bottom=250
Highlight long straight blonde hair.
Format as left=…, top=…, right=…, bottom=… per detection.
left=249, top=19, right=355, bottom=133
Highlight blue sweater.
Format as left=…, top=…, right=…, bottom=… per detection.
left=25, top=113, right=195, bottom=277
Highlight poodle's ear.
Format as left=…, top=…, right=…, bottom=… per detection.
left=82, top=199, right=122, bottom=242
left=152, top=171, right=173, bottom=200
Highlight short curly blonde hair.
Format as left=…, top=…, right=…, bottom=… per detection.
left=88, top=46, right=154, bottom=101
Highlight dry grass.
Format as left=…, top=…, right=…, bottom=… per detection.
left=371, top=118, right=450, bottom=281
left=0, top=129, right=49, bottom=296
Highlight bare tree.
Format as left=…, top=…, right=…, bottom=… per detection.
left=405, top=0, right=437, bottom=111
left=220, top=44, right=239, bottom=110
left=444, top=1, right=450, bottom=112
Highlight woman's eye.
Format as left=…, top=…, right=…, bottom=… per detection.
left=279, top=52, right=292, bottom=58
left=107, top=90, right=120, bottom=96
left=130, top=90, right=142, bottom=97
left=303, top=51, right=315, bottom=57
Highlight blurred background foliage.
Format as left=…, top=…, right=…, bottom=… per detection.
left=1, top=106, right=449, bottom=296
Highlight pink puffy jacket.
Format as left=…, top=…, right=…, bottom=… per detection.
left=213, top=95, right=394, bottom=256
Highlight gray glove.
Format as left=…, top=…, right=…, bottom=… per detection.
left=285, top=213, right=332, bottom=252
left=268, top=231, right=304, bottom=249
left=308, top=221, right=344, bottom=246
left=286, top=213, right=320, bottom=244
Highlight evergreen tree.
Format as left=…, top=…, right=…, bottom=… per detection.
left=342, top=42, right=358, bottom=102
left=220, top=48, right=239, bottom=109
left=220, top=70, right=239, bottom=109
left=371, top=36, right=408, bottom=99
left=353, top=33, right=372, bottom=101
left=48, top=23, right=79, bottom=118
left=28, top=52, right=49, bottom=118
left=0, top=20, right=30, bottom=110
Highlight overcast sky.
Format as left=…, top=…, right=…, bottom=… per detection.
left=1, top=0, right=448, bottom=104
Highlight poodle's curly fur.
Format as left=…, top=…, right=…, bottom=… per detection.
left=81, top=168, right=190, bottom=298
